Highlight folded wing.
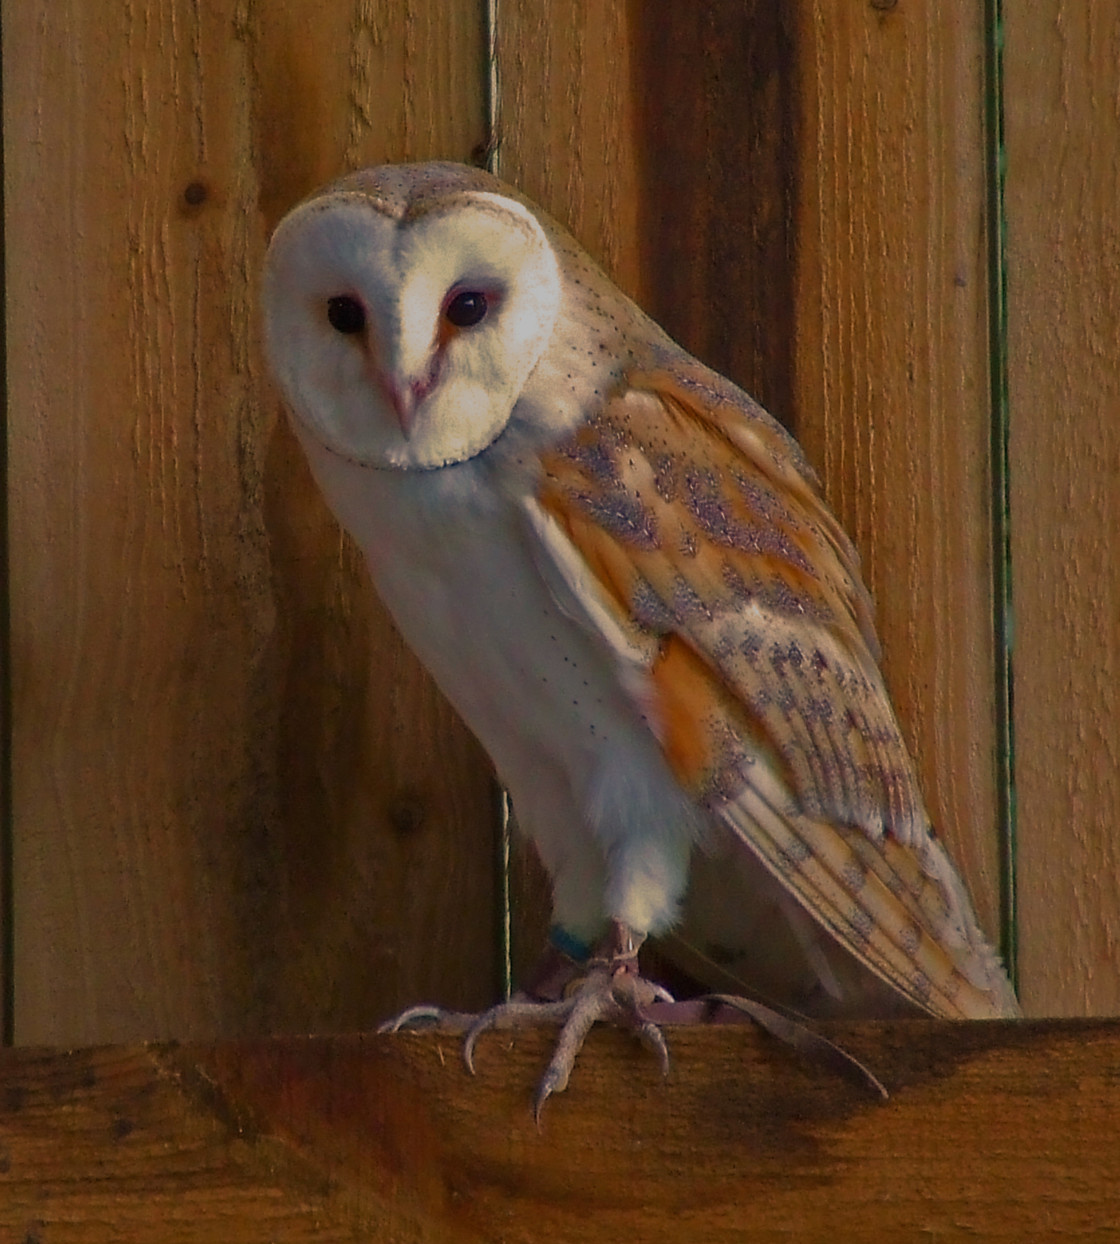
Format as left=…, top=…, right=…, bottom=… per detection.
left=529, top=363, right=1018, bottom=1019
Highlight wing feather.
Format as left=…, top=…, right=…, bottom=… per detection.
left=531, top=363, right=1018, bottom=1019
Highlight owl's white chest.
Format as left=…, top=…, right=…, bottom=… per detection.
left=297, top=429, right=648, bottom=788
left=294, top=425, right=702, bottom=939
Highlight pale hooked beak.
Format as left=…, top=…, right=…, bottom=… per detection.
left=366, top=327, right=439, bottom=441
left=378, top=374, right=418, bottom=438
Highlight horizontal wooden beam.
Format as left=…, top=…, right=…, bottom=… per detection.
left=2, top=1019, right=1118, bottom=1241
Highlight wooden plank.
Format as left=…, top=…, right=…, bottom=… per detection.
left=630, top=3, right=798, bottom=422
left=2, top=0, right=495, bottom=1044
left=788, top=2, right=1003, bottom=942
left=0, top=6, right=8, bottom=1041
left=1003, top=4, right=1120, bottom=1015
left=496, top=0, right=643, bottom=300
left=2, top=1021, right=1120, bottom=1240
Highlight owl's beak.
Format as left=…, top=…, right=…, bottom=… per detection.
left=381, top=378, right=417, bottom=438
left=369, top=323, right=435, bottom=439
left=368, top=336, right=435, bottom=438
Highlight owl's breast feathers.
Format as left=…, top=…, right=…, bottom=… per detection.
left=532, top=363, right=1019, bottom=1019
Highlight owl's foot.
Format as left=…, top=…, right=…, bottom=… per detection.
left=379, top=920, right=673, bottom=1120
left=472, top=920, right=674, bottom=1120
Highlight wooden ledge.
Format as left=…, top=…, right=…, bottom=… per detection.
left=2, top=1019, right=1118, bottom=1241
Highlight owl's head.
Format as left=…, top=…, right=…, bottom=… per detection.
left=263, top=162, right=563, bottom=470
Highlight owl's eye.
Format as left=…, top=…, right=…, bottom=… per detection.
left=326, top=295, right=366, bottom=335
left=444, top=290, right=488, bottom=329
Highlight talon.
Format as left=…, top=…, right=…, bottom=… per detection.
left=533, top=1071, right=563, bottom=1126
left=462, top=1011, right=496, bottom=1074
left=702, top=992, right=890, bottom=1100
left=635, top=1019, right=671, bottom=1076
left=377, top=1004, right=444, bottom=1033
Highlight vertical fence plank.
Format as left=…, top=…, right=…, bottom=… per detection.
left=630, top=4, right=797, bottom=424
left=1004, top=4, right=1120, bottom=1016
left=789, top=2, right=1002, bottom=944
left=3, top=0, right=494, bottom=1044
left=498, top=1, right=644, bottom=298
left=0, top=12, right=7, bottom=1036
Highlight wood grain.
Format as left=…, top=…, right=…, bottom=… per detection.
left=3, top=1022, right=1120, bottom=1240
left=2, top=0, right=496, bottom=1044
left=1003, top=4, right=1120, bottom=1015
left=630, top=2, right=797, bottom=422
left=497, top=0, right=643, bottom=300
left=788, top=2, right=1003, bottom=942
left=500, top=0, right=796, bottom=416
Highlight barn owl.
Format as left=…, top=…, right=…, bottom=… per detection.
left=263, top=161, right=1019, bottom=1109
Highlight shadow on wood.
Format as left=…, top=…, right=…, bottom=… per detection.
left=2, top=1019, right=1118, bottom=1241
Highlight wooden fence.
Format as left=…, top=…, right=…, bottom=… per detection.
left=3, top=1022, right=1120, bottom=1241
left=1, top=0, right=1118, bottom=1236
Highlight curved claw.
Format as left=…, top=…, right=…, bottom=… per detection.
left=533, top=1065, right=566, bottom=1125
left=462, top=1010, right=498, bottom=1075
left=704, top=992, right=890, bottom=1100
left=547, top=987, right=605, bottom=1077
left=376, top=1004, right=447, bottom=1034
left=633, top=1018, right=671, bottom=1077
left=532, top=977, right=657, bottom=1121
left=532, top=1009, right=591, bottom=1125
left=462, top=997, right=575, bottom=1074
left=378, top=1004, right=479, bottom=1037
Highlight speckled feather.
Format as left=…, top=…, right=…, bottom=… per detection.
left=534, top=366, right=1017, bottom=1019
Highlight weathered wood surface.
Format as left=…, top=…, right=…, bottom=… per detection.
left=2, top=0, right=497, bottom=1045
left=3, top=1021, right=1120, bottom=1241
left=1003, top=2, right=1120, bottom=1015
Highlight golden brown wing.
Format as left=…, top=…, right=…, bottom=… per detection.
left=532, top=363, right=1018, bottom=1018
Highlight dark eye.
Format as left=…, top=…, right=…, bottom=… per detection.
left=444, top=290, right=488, bottom=328
left=326, top=295, right=366, bottom=335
